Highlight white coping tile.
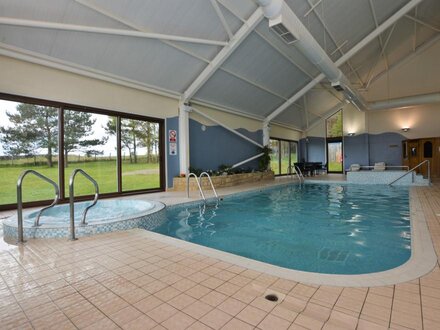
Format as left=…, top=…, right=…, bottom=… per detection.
left=140, top=184, right=437, bottom=287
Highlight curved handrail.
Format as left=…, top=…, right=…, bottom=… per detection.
left=199, top=172, right=219, bottom=200
left=186, top=173, right=206, bottom=201
left=389, top=160, right=430, bottom=186
left=16, top=170, right=60, bottom=242
left=294, top=165, right=305, bottom=183
left=69, top=169, right=99, bottom=240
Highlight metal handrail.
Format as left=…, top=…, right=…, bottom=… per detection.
left=187, top=173, right=206, bottom=201
left=359, top=165, right=409, bottom=170
left=294, top=165, right=305, bottom=183
left=199, top=172, right=219, bottom=201
left=69, top=169, right=99, bottom=240
left=389, top=160, right=430, bottom=186
left=16, top=170, right=60, bottom=243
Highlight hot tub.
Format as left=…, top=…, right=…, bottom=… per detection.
left=3, top=199, right=166, bottom=240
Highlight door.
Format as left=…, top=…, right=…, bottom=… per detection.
left=327, top=138, right=343, bottom=173
left=419, top=138, right=438, bottom=178
left=407, top=140, right=420, bottom=173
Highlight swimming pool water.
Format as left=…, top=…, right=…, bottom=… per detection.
left=153, top=183, right=411, bottom=275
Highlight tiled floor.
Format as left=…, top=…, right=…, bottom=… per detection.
left=0, top=177, right=439, bottom=329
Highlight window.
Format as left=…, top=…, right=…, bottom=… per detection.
left=326, top=110, right=343, bottom=173
left=0, top=93, right=164, bottom=209
left=269, top=138, right=298, bottom=176
left=424, top=141, right=433, bottom=158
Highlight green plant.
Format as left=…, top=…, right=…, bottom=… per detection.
left=258, top=145, right=272, bottom=171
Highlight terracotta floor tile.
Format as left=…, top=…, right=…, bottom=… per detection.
left=182, top=300, right=213, bottom=319
left=83, top=317, right=120, bottom=330
left=222, top=318, right=254, bottom=330
left=294, top=314, right=325, bottom=330
left=134, top=295, right=164, bottom=314
left=236, top=305, right=267, bottom=326
left=110, top=305, right=143, bottom=327
left=200, top=308, right=232, bottom=329
left=147, top=303, right=179, bottom=323
left=123, top=315, right=158, bottom=330
left=168, top=293, right=197, bottom=310
left=161, top=311, right=196, bottom=330
left=259, top=313, right=292, bottom=330
left=200, top=290, right=228, bottom=307
left=217, top=297, right=246, bottom=316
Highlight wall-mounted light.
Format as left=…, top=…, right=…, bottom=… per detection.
left=401, top=127, right=410, bottom=132
left=347, top=132, right=355, bottom=136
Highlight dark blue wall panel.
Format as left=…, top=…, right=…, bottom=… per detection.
left=368, top=132, right=405, bottom=166
left=300, top=137, right=326, bottom=163
left=166, top=117, right=179, bottom=188
left=344, top=133, right=369, bottom=168
left=189, top=119, right=262, bottom=171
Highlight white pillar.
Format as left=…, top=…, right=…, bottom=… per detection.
left=263, top=120, right=271, bottom=146
left=178, top=102, right=191, bottom=176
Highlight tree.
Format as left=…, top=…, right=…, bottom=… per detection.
left=327, top=111, right=343, bottom=138
left=105, top=118, right=147, bottom=163
left=64, top=110, right=107, bottom=167
left=140, top=122, right=159, bottom=163
left=0, top=104, right=58, bottom=167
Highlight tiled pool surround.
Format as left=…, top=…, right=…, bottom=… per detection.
left=3, top=199, right=166, bottom=240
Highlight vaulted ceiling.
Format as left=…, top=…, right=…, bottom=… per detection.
left=0, top=0, right=439, bottom=130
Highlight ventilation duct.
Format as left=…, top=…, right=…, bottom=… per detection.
left=269, top=17, right=298, bottom=44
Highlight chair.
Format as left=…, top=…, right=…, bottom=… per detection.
left=349, top=164, right=361, bottom=171
left=373, top=162, right=386, bottom=171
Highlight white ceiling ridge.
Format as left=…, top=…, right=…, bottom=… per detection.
left=0, top=42, right=180, bottom=100
left=369, top=92, right=440, bottom=110
left=0, top=17, right=228, bottom=46
left=367, top=32, right=440, bottom=88
left=182, top=8, right=264, bottom=102
left=262, top=0, right=424, bottom=124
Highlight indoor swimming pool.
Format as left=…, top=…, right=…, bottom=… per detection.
left=154, top=183, right=411, bottom=275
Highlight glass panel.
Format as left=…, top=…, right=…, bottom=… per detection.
left=0, top=100, right=59, bottom=205
left=424, top=141, right=433, bottom=158
left=269, top=139, right=279, bottom=175
left=326, top=110, right=343, bottom=138
left=280, top=141, right=290, bottom=174
left=290, top=141, right=298, bottom=173
left=121, top=118, right=160, bottom=191
left=64, top=109, right=117, bottom=196
left=327, top=141, right=343, bottom=172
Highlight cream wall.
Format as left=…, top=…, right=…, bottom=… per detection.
left=367, top=103, right=440, bottom=139
left=0, top=55, right=178, bottom=118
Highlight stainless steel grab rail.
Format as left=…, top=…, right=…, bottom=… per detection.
left=16, top=170, right=60, bottom=243
left=69, top=169, right=99, bottom=240
left=293, top=165, right=305, bottom=183
left=186, top=173, right=206, bottom=201
left=199, top=172, right=219, bottom=201
left=389, top=160, right=430, bottom=186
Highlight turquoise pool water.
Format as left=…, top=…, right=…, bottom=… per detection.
left=153, top=183, right=411, bottom=275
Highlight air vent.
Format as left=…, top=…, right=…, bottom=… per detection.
left=270, top=22, right=297, bottom=45
left=331, top=81, right=344, bottom=92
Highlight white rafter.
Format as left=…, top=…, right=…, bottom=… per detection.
left=368, top=0, right=389, bottom=71
left=405, top=14, right=440, bottom=33
left=182, top=8, right=264, bottom=102
left=0, top=17, right=228, bottom=46
left=209, top=0, right=233, bottom=40
left=264, top=0, right=423, bottom=123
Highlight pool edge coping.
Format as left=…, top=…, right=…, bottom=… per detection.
left=147, top=183, right=437, bottom=287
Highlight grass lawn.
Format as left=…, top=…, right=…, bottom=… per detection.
left=270, top=156, right=298, bottom=175
left=0, top=159, right=160, bottom=205
left=328, top=161, right=343, bottom=172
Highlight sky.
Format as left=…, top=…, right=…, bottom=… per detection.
left=0, top=100, right=130, bottom=157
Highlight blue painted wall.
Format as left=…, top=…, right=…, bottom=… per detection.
left=189, top=119, right=263, bottom=171
left=166, top=117, right=179, bottom=188
left=368, top=132, right=405, bottom=166
left=344, top=133, right=369, bottom=168
left=299, top=137, right=326, bottom=163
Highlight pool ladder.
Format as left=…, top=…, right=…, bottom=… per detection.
left=16, top=170, right=60, bottom=243
left=187, top=172, right=219, bottom=202
left=15, top=169, right=99, bottom=243
left=287, top=165, right=304, bottom=183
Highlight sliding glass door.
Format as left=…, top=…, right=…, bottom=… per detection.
left=270, top=138, right=298, bottom=176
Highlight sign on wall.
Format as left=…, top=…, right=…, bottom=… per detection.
left=169, top=129, right=177, bottom=155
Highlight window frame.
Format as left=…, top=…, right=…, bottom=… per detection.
left=0, top=92, right=165, bottom=210
left=269, top=137, right=298, bottom=176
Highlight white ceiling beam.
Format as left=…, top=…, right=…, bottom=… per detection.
left=264, top=0, right=423, bottom=123
left=368, top=32, right=440, bottom=88
left=210, top=0, right=233, bottom=40
left=305, top=0, right=365, bottom=87
left=404, top=14, right=440, bottom=33
left=368, top=0, right=389, bottom=71
left=75, top=0, right=213, bottom=64
left=0, top=17, right=227, bottom=46
left=182, top=8, right=264, bottom=102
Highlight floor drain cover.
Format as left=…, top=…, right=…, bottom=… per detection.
left=265, top=294, right=278, bottom=302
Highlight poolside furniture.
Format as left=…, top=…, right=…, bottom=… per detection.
left=349, top=164, right=361, bottom=171
left=373, top=162, right=386, bottom=171
left=294, top=162, right=323, bottom=176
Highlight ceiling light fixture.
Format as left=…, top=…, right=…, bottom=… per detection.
left=401, top=127, right=410, bottom=132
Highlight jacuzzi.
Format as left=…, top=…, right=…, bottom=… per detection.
left=3, top=199, right=166, bottom=240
